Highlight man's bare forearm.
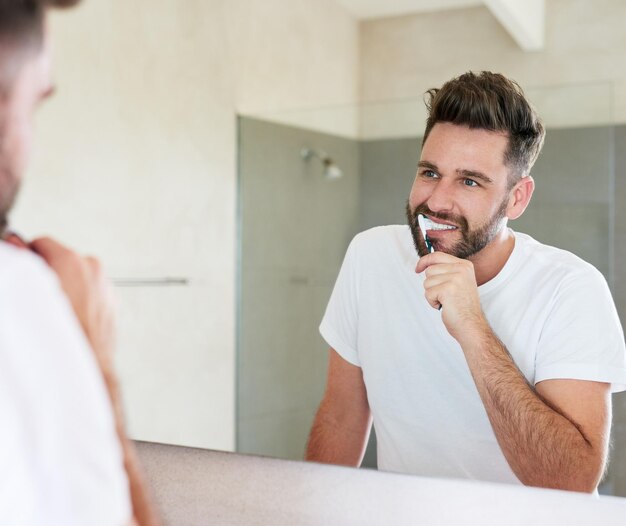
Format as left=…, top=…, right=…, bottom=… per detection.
left=459, top=322, right=606, bottom=492
left=305, top=399, right=372, bottom=467
left=104, top=374, right=162, bottom=526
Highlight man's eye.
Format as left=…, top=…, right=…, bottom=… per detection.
left=422, top=170, right=437, bottom=178
left=464, top=178, right=478, bottom=187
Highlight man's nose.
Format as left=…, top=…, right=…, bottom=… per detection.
left=426, top=180, right=454, bottom=213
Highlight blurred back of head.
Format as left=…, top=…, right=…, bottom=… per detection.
left=0, top=0, right=80, bottom=93
left=0, top=0, right=81, bottom=234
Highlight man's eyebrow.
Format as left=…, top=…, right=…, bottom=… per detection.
left=457, top=169, right=494, bottom=185
left=417, top=160, right=438, bottom=171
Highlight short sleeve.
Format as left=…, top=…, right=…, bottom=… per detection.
left=319, top=235, right=361, bottom=366
left=535, top=267, right=626, bottom=392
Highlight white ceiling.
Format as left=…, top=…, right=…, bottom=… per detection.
left=334, top=0, right=483, bottom=19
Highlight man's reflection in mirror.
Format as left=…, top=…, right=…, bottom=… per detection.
left=307, top=71, right=626, bottom=494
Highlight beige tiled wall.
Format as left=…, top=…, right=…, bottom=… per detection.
left=360, top=0, right=626, bottom=107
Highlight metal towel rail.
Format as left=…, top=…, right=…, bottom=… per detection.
left=112, top=277, right=189, bottom=287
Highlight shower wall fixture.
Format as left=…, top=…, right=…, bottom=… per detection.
left=300, top=147, right=343, bottom=180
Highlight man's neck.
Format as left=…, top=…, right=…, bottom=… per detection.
left=469, top=227, right=516, bottom=287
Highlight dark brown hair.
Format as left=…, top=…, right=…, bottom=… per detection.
left=0, top=0, right=80, bottom=91
left=423, top=71, right=545, bottom=184
left=0, top=0, right=81, bottom=56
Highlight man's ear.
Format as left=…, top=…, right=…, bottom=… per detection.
left=506, top=175, right=534, bottom=220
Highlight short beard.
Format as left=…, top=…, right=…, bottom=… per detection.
left=0, top=176, right=19, bottom=236
left=405, top=197, right=509, bottom=259
left=0, top=121, right=20, bottom=237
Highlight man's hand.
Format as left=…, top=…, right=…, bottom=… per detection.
left=415, top=252, right=486, bottom=341
left=29, top=237, right=116, bottom=381
left=2, top=230, right=29, bottom=249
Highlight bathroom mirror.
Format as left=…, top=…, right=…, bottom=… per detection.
left=237, top=81, right=626, bottom=495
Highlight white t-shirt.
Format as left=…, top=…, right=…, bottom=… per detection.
left=0, top=243, right=131, bottom=525
left=320, top=226, right=626, bottom=484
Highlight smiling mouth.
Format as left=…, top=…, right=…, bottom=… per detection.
left=420, top=216, right=458, bottom=231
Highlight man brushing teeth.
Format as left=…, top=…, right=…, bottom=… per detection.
left=307, top=71, right=626, bottom=494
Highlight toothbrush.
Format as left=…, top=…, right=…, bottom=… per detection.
left=417, top=214, right=434, bottom=254
left=417, top=214, right=442, bottom=310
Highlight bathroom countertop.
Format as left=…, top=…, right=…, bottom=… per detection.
left=136, top=441, right=626, bottom=525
